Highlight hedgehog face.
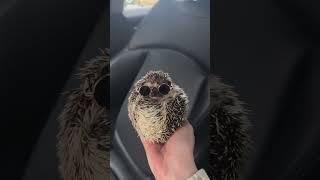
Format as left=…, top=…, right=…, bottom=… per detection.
left=136, top=71, right=173, bottom=101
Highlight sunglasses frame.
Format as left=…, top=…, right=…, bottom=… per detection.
left=139, top=83, right=172, bottom=97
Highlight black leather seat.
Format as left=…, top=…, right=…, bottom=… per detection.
left=110, top=0, right=210, bottom=179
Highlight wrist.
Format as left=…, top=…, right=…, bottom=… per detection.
left=182, top=163, right=198, bottom=179
left=170, top=156, right=198, bottom=180
left=181, top=159, right=198, bottom=179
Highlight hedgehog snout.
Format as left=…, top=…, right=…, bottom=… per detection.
left=150, top=87, right=161, bottom=98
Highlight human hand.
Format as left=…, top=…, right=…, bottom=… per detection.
left=141, top=122, right=198, bottom=180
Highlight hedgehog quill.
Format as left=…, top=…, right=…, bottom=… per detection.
left=128, top=70, right=189, bottom=143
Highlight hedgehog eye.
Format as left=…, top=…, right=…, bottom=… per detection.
left=139, top=86, right=150, bottom=96
left=159, top=84, right=170, bottom=95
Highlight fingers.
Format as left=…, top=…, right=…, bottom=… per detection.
left=174, top=120, right=194, bottom=136
left=140, top=138, right=163, bottom=157
left=141, top=139, right=162, bottom=152
left=140, top=138, right=163, bottom=170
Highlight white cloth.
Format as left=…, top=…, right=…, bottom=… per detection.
left=187, top=169, right=210, bottom=180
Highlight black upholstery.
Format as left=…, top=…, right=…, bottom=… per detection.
left=110, top=0, right=210, bottom=179
left=110, top=13, right=134, bottom=56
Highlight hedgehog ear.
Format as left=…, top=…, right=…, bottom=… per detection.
left=164, top=73, right=172, bottom=82
left=134, top=79, right=144, bottom=91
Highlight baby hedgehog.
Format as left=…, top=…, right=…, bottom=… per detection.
left=128, top=70, right=189, bottom=143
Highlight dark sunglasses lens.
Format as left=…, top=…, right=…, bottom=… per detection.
left=159, top=84, right=170, bottom=95
left=139, top=86, right=150, bottom=96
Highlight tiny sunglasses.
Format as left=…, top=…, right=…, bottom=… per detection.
left=139, top=83, right=171, bottom=96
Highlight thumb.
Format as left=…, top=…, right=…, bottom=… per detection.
left=141, top=138, right=163, bottom=163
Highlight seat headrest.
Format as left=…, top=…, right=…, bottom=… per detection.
left=126, top=0, right=210, bottom=72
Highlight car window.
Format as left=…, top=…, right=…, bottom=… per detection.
left=123, top=0, right=159, bottom=17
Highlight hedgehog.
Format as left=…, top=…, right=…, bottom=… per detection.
left=128, top=71, right=251, bottom=179
left=128, top=70, right=189, bottom=143
left=208, top=75, right=251, bottom=180
left=56, top=49, right=110, bottom=180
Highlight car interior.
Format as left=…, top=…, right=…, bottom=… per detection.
left=110, top=0, right=210, bottom=179
left=3, top=0, right=320, bottom=179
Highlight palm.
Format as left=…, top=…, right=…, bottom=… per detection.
left=141, top=122, right=197, bottom=180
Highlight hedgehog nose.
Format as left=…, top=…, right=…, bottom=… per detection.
left=150, top=87, right=159, bottom=97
